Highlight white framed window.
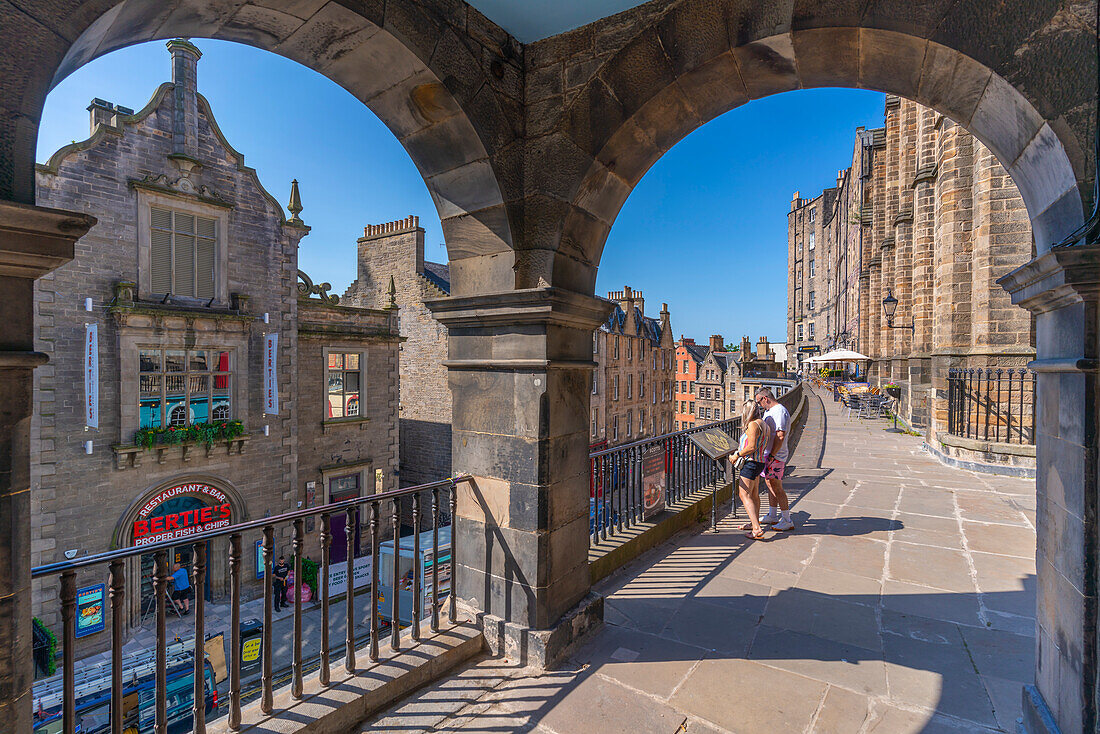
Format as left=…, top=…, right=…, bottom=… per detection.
left=626, top=410, right=633, bottom=437
left=326, top=350, right=364, bottom=419
left=809, top=208, right=816, bottom=223
left=612, top=417, right=619, bottom=441
left=628, top=340, right=633, bottom=361
left=638, top=410, right=644, bottom=434
left=809, top=291, right=816, bottom=310
left=809, top=322, right=816, bottom=340
left=592, top=373, right=598, bottom=395
left=627, top=374, right=633, bottom=399
left=809, top=258, right=815, bottom=277
left=639, top=374, right=645, bottom=399
left=592, top=408, right=598, bottom=437
left=809, top=232, right=815, bottom=250
left=614, top=336, right=620, bottom=359
left=613, top=375, right=619, bottom=400
left=139, top=348, right=232, bottom=428
left=593, top=333, right=599, bottom=355
left=797, top=323, right=804, bottom=341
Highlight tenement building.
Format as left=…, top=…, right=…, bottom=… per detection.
left=590, top=287, right=675, bottom=447
left=694, top=336, right=732, bottom=423
left=788, top=96, right=1035, bottom=473
left=30, top=40, right=400, bottom=655
left=342, top=216, right=451, bottom=487
left=728, top=336, right=792, bottom=407
left=674, top=337, right=708, bottom=430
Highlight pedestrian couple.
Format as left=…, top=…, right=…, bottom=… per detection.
left=731, top=387, right=794, bottom=539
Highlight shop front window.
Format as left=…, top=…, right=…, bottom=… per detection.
left=139, top=348, right=232, bottom=428
left=327, top=351, right=362, bottom=419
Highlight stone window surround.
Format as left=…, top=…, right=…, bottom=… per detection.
left=116, top=315, right=250, bottom=444
left=136, top=189, right=230, bottom=305
left=320, top=459, right=375, bottom=505
left=321, top=344, right=368, bottom=424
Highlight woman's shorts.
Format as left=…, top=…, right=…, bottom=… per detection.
left=740, top=460, right=766, bottom=480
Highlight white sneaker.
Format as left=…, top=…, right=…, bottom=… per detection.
left=760, top=513, right=779, bottom=525
left=772, top=519, right=795, bottom=531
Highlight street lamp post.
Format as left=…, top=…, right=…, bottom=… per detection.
left=881, top=290, right=915, bottom=334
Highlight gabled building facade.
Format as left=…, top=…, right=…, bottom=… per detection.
left=30, top=40, right=401, bottom=654
left=590, top=287, right=675, bottom=447
left=674, top=337, right=708, bottom=430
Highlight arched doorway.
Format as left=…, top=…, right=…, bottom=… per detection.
left=113, top=475, right=246, bottom=626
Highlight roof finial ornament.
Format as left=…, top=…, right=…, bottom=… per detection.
left=386, top=275, right=398, bottom=309
left=287, top=179, right=303, bottom=224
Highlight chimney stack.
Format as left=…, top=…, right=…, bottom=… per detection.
left=709, top=334, right=724, bottom=353
left=167, top=39, right=202, bottom=158
left=757, top=336, right=769, bottom=359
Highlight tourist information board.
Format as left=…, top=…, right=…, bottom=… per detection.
left=685, top=427, right=737, bottom=461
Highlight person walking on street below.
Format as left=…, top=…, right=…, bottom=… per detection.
left=733, top=401, right=772, bottom=540
left=273, top=555, right=290, bottom=612
left=169, top=562, right=192, bottom=615
left=756, top=387, right=795, bottom=531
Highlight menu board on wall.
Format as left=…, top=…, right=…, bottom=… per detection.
left=76, top=584, right=105, bottom=638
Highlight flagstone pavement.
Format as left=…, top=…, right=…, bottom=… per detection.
left=360, top=386, right=1037, bottom=733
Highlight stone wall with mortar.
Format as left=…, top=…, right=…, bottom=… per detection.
left=343, top=218, right=452, bottom=487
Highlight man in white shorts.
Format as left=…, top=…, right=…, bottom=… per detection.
left=755, top=387, right=794, bottom=531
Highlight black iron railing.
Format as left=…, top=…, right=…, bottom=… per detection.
left=947, top=367, right=1035, bottom=445
left=30, top=476, right=470, bottom=734
left=589, top=419, right=740, bottom=544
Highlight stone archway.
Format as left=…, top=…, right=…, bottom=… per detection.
left=1, top=3, right=1096, bottom=731
left=552, top=27, right=1086, bottom=289
left=5, top=0, right=522, bottom=296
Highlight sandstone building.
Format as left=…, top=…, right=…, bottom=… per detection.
left=30, top=40, right=400, bottom=653
left=342, top=216, right=451, bottom=488
left=590, top=287, right=675, bottom=447
left=788, top=96, right=1035, bottom=472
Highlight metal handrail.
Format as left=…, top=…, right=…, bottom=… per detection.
left=32, top=476, right=470, bottom=577
left=32, top=474, right=471, bottom=734
left=589, top=419, right=737, bottom=458
left=589, top=418, right=741, bottom=544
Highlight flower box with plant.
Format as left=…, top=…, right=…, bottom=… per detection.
left=133, top=420, right=246, bottom=449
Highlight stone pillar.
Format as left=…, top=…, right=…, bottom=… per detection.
left=0, top=200, right=92, bottom=729
left=930, top=120, right=974, bottom=436
left=999, top=245, right=1099, bottom=734
left=427, top=287, right=611, bottom=667
left=909, top=106, right=938, bottom=428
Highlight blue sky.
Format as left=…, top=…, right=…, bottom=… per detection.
left=38, top=39, right=886, bottom=344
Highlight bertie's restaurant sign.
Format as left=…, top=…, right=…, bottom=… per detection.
left=132, top=483, right=232, bottom=546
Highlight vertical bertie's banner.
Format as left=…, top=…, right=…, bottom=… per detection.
left=264, top=332, right=279, bottom=414
left=84, top=323, right=99, bottom=428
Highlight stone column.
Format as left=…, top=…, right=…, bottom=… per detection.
left=930, top=120, right=974, bottom=436
left=0, top=200, right=92, bottom=729
left=908, top=106, right=938, bottom=429
left=427, top=287, right=611, bottom=667
left=999, top=245, right=1099, bottom=734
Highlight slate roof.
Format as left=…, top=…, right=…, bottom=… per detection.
left=422, top=261, right=450, bottom=294
left=600, top=303, right=664, bottom=345
left=683, top=343, right=709, bottom=363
